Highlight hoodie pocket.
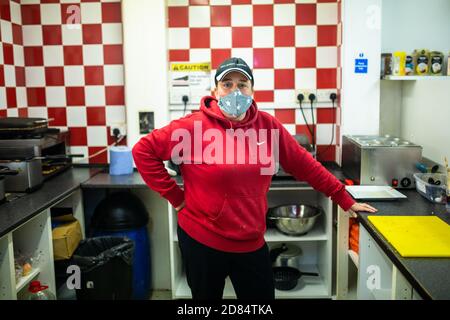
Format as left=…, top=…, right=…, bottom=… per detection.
left=211, top=194, right=268, bottom=241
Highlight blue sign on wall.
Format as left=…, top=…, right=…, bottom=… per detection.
left=355, top=53, right=368, bottom=74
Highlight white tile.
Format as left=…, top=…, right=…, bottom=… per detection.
left=102, top=23, right=123, bottom=45
left=274, top=4, right=296, bottom=26
left=261, top=109, right=275, bottom=116
left=189, top=49, right=211, bottom=63
left=274, top=89, right=295, bottom=104
left=64, top=5, right=81, bottom=26
left=0, top=21, right=12, bottom=44
left=27, top=107, right=48, bottom=119
left=13, top=45, right=24, bottom=67
left=83, top=45, right=104, bottom=65
left=316, top=124, right=336, bottom=144
left=252, top=69, right=274, bottom=90
left=104, top=65, right=124, bottom=86
left=274, top=47, right=295, bottom=69
left=295, top=108, right=316, bottom=125
left=317, top=3, right=338, bottom=25
left=316, top=46, right=337, bottom=68
left=189, top=6, right=210, bottom=28
left=21, top=0, right=42, bottom=3
left=231, top=5, right=253, bottom=27
left=16, top=88, right=27, bottom=108
left=69, top=146, right=88, bottom=164
left=85, top=86, right=106, bottom=106
left=167, top=0, right=188, bottom=6
left=106, top=106, right=126, bottom=124
left=210, top=27, right=231, bottom=49
left=231, top=48, right=254, bottom=68
left=25, top=67, right=46, bottom=87
left=41, top=4, right=62, bottom=25
left=295, top=25, right=317, bottom=47
left=295, top=68, right=316, bottom=90
left=168, top=28, right=190, bottom=50
left=62, top=25, right=83, bottom=45
left=81, top=3, right=102, bottom=24
left=252, top=26, right=274, bottom=48
left=295, top=0, right=317, bottom=3
left=4, top=66, right=16, bottom=87
left=210, top=0, right=231, bottom=4
left=10, top=1, right=22, bottom=25
left=46, top=87, right=67, bottom=107
left=43, top=46, right=65, bottom=66
left=252, top=0, right=274, bottom=4
left=87, top=126, right=108, bottom=146
left=0, top=88, right=6, bottom=109
left=23, top=26, right=43, bottom=46
left=64, top=66, right=85, bottom=86
left=6, top=108, right=19, bottom=117
left=67, top=106, right=87, bottom=126
left=283, top=124, right=296, bottom=135
left=0, top=45, right=3, bottom=64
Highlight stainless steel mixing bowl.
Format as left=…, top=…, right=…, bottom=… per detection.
left=268, top=204, right=322, bottom=236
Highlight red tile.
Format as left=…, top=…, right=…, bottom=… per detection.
left=104, top=45, right=123, bottom=64
left=12, top=24, right=23, bottom=45
left=232, top=27, right=252, bottom=48
left=231, top=0, right=251, bottom=4
left=318, top=25, right=337, bottom=46
left=274, top=26, right=295, bottom=47
left=0, top=110, right=6, bottom=118
left=63, top=46, right=83, bottom=65
left=254, top=90, right=274, bottom=103
left=102, top=3, right=121, bottom=23
left=211, top=49, right=231, bottom=69
left=15, top=67, right=25, bottom=87
left=169, top=50, right=190, bottom=62
left=274, top=109, right=295, bottom=124
left=296, top=4, right=316, bottom=25
left=317, top=0, right=338, bottom=2
left=253, top=5, right=273, bottom=26
left=253, top=48, right=273, bottom=69
left=87, top=107, right=106, bottom=126
left=6, top=88, right=17, bottom=108
left=107, top=128, right=128, bottom=145
left=316, top=145, right=336, bottom=162
left=274, top=69, right=295, bottom=89
left=24, top=47, right=44, bottom=66
left=18, top=108, right=28, bottom=117
left=66, top=87, right=85, bottom=106
left=190, top=28, right=210, bottom=48
left=168, top=7, right=188, bottom=28
left=43, top=25, right=62, bottom=45
left=68, top=127, right=87, bottom=146
left=296, top=47, right=316, bottom=68
left=21, top=4, right=41, bottom=25
left=106, top=86, right=125, bottom=105
left=317, top=68, right=337, bottom=89
left=190, top=0, right=209, bottom=4
left=45, top=67, right=65, bottom=86
left=295, top=124, right=314, bottom=143
left=27, top=88, right=46, bottom=107
left=85, top=66, right=104, bottom=85
left=0, top=66, right=4, bottom=86
left=0, top=1, right=11, bottom=21
left=274, top=0, right=295, bottom=3
left=3, top=44, right=14, bottom=65
left=88, top=146, right=108, bottom=164
left=47, top=107, right=67, bottom=126
left=211, top=6, right=231, bottom=27
left=83, top=24, right=102, bottom=44
left=317, top=108, right=335, bottom=123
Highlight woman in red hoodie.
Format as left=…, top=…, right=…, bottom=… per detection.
left=132, top=57, right=377, bottom=300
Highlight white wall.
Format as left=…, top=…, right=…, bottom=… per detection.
left=339, top=0, right=382, bottom=161
left=382, top=0, right=450, bottom=54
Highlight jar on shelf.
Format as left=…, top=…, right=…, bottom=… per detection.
left=26, top=281, right=56, bottom=300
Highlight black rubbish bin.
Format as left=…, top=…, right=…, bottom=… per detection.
left=71, top=236, right=134, bottom=300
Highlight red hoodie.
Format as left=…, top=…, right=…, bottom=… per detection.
left=132, top=96, right=355, bottom=253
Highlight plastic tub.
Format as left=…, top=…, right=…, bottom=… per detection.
left=413, top=173, right=447, bottom=204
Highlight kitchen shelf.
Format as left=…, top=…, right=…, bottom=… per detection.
left=175, top=265, right=329, bottom=299
left=348, top=250, right=359, bottom=269
left=16, top=267, right=40, bottom=292
left=381, top=75, right=450, bottom=81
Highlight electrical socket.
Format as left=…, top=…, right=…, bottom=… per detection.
left=295, top=89, right=317, bottom=103
left=316, top=89, right=338, bottom=103
left=110, top=124, right=127, bottom=137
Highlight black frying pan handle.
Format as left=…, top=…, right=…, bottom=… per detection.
left=300, top=272, right=319, bottom=277
left=0, top=167, right=19, bottom=176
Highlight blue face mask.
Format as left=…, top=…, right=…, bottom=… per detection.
left=218, top=90, right=252, bottom=117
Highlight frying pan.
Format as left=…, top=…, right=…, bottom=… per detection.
left=272, top=266, right=318, bottom=291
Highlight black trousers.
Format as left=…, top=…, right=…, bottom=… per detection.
left=177, top=225, right=275, bottom=300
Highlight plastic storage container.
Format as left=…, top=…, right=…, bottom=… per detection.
left=413, top=173, right=447, bottom=204
left=26, top=281, right=56, bottom=300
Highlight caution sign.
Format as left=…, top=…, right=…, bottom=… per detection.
left=171, top=62, right=211, bottom=72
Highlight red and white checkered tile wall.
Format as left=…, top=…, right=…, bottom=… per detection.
left=167, top=0, right=342, bottom=161
left=0, top=0, right=125, bottom=164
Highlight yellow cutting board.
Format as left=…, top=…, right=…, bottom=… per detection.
left=368, top=216, right=450, bottom=258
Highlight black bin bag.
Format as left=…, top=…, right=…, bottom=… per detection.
left=71, top=236, right=134, bottom=300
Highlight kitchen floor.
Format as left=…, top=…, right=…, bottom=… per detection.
left=149, top=290, right=172, bottom=300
